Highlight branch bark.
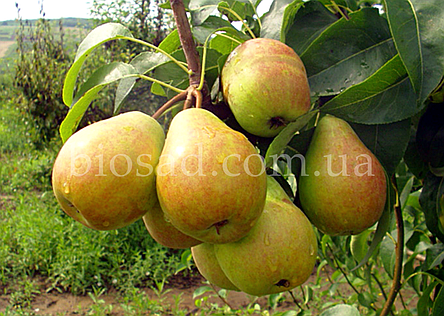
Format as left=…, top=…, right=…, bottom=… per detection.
left=169, top=0, right=201, bottom=87
left=169, top=0, right=212, bottom=107
left=380, top=176, right=404, bottom=316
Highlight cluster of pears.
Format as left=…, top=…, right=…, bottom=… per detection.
left=52, top=38, right=387, bottom=297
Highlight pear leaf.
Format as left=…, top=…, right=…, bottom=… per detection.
left=63, top=23, right=133, bottom=106
left=60, top=62, right=138, bottom=142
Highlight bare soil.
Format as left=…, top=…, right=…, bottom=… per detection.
left=0, top=273, right=301, bottom=315
left=0, top=41, right=14, bottom=58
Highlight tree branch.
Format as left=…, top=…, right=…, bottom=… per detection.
left=169, top=0, right=201, bottom=87
left=169, top=0, right=212, bottom=107
left=380, top=176, right=404, bottom=316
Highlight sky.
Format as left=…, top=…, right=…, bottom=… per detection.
left=2, top=0, right=272, bottom=22
left=2, top=0, right=93, bottom=22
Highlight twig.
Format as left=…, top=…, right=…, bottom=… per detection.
left=209, top=284, right=235, bottom=310
left=380, top=176, right=404, bottom=316
left=406, top=249, right=426, bottom=262
left=152, top=90, right=188, bottom=119
left=372, top=273, right=394, bottom=316
left=288, top=290, right=303, bottom=310
left=327, top=244, right=361, bottom=296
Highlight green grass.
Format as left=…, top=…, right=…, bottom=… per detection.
left=0, top=101, right=186, bottom=296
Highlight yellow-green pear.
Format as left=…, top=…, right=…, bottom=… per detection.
left=52, top=111, right=165, bottom=230
left=213, top=176, right=317, bottom=297
left=221, top=38, right=311, bottom=138
left=191, top=243, right=240, bottom=291
left=156, top=108, right=267, bottom=244
left=299, top=115, right=387, bottom=236
left=142, top=201, right=202, bottom=249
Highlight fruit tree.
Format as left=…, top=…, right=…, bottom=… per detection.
left=51, top=0, right=444, bottom=315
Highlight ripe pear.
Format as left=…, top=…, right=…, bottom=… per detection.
left=221, top=38, right=311, bottom=138
left=142, top=201, right=202, bottom=249
left=191, top=243, right=240, bottom=291
left=298, top=115, right=387, bottom=236
left=156, top=108, right=267, bottom=244
left=52, top=111, right=165, bottom=230
left=213, top=176, right=317, bottom=297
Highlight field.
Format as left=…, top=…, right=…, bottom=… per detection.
left=0, top=9, right=435, bottom=315
left=0, top=18, right=90, bottom=60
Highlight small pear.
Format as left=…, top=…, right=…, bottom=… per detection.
left=214, top=176, right=317, bottom=297
left=156, top=108, right=267, bottom=244
left=299, top=115, right=387, bottom=236
left=142, top=201, right=202, bottom=249
left=191, top=243, right=240, bottom=291
left=221, top=38, right=311, bottom=138
left=52, top=111, right=165, bottom=230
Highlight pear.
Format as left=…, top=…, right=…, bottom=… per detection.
left=221, top=38, right=311, bottom=138
left=156, top=108, right=267, bottom=244
left=52, top=111, right=165, bottom=230
left=213, top=176, right=317, bottom=297
left=191, top=243, right=240, bottom=291
left=298, top=115, right=387, bottom=236
left=142, top=201, right=202, bottom=249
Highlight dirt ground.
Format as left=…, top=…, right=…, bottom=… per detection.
left=0, top=272, right=303, bottom=315
left=0, top=41, right=14, bottom=58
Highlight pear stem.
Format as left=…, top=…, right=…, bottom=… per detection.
left=152, top=90, right=188, bottom=120
left=380, top=176, right=404, bottom=316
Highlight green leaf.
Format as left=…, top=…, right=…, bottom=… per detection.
left=357, top=292, right=375, bottom=309
left=284, top=1, right=338, bottom=56
left=321, top=54, right=420, bottom=124
left=299, top=8, right=397, bottom=97
left=319, top=304, right=361, bottom=316
left=260, top=0, right=300, bottom=40
left=400, top=0, right=444, bottom=104
left=158, top=29, right=181, bottom=54
left=350, top=229, right=373, bottom=263
left=417, top=281, right=438, bottom=316
left=350, top=119, right=411, bottom=176
left=400, top=176, right=415, bottom=209
left=217, top=0, right=255, bottom=22
left=114, top=52, right=171, bottom=113
left=419, top=173, right=444, bottom=243
left=192, top=285, right=213, bottom=298
left=380, top=234, right=396, bottom=277
left=60, top=62, right=138, bottom=142
left=63, top=23, right=133, bottom=107
left=192, top=16, right=245, bottom=44
left=413, top=0, right=444, bottom=103
left=189, top=0, right=220, bottom=25
left=432, top=286, right=444, bottom=316
left=423, top=243, right=444, bottom=271
left=317, top=0, right=358, bottom=11
left=384, top=0, right=422, bottom=100
left=209, top=34, right=242, bottom=55
left=264, top=111, right=318, bottom=167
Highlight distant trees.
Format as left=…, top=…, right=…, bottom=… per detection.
left=12, top=0, right=172, bottom=148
